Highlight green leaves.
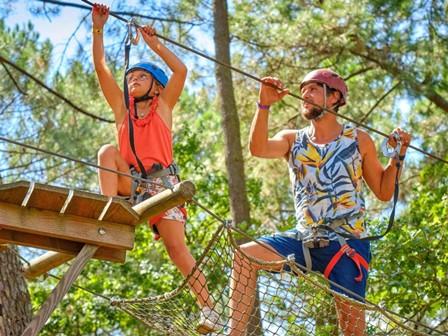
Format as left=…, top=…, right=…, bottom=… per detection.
left=369, top=161, right=448, bottom=326
left=1, top=0, right=447, bottom=333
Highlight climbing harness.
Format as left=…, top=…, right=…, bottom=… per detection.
left=129, top=162, right=180, bottom=205
left=302, top=225, right=330, bottom=249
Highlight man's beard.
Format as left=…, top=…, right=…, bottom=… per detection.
left=302, top=106, right=324, bottom=120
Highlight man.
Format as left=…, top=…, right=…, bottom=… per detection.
left=228, top=69, right=411, bottom=335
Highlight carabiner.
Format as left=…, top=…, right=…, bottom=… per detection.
left=127, top=18, right=140, bottom=46
left=381, top=131, right=402, bottom=158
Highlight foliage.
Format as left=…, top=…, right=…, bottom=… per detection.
left=0, top=0, right=447, bottom=334
left=370, top=161, right=448, bottom=331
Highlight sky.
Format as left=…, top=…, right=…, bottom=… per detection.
left=6, top=1, right=93, bottom=59
left=4, top=0, right=413, bottom=117
left=4, top=1, right=215, bottom=79
left=2, top=3, right=437, bottom=327
left=3, top=0, right=422, bottom=172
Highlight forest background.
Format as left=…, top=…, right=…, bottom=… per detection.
left=0, top=0, right=447, bottom=335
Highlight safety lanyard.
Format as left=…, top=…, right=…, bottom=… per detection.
left=123, top=20, right=147, bottom=178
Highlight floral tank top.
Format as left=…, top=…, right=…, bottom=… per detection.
left=288, top=124, right=367, bottom=239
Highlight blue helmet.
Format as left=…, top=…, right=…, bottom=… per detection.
left=125, top=62, right=168, bottom=87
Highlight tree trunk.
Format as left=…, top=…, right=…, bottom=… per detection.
left=213, top=1, right=262, bottom=335
left=212, top=0, right=251, bottom=227
left=0, top=245, right=32, bottom=336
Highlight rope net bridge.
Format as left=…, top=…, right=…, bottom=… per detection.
left=112, top=223, right=442, bottom=336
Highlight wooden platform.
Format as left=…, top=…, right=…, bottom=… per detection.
left=0, top=180, right=196, bottom=336
left=0, top=181, right=139, bottom=263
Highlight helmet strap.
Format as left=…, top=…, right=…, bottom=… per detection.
left=134, top=77, right=155, bottom=103
left=315, top=83, right=328, bottom=120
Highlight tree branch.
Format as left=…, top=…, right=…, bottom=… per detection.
left=55, top=12, right=90, bottom=73
left=344, top=66, right=374, bottom=81
left=0, top=95, right=20, bottom=115
left=349, top=42, right=448, bottom=113
left=36, top=0, right=201, bottom=26
left=360, top=80, right=402, bottom=123
left=0, top=55, right=114, bottom=123
left=1, top=62, right=27, bottom=95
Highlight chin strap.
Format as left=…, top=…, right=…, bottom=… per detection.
left=315, top=84, right=328, bottom=120
left=133, top=79, right=156, bottom=107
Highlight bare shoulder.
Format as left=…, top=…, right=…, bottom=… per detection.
left=273, top=129, right=297, bottom=141
left=155, top=96, right=173, bottom=129
left=157, top=95, right=171, bottom=112
left=356, top=128, right=376, bottom=158
left=356, top=128, right=371, bottom=141
left=273, top=129, right=297, bottom=159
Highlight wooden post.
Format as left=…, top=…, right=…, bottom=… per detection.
left=23, top=251, right=74, bottom=280
left=21, top=244, right=98, bottom=336
left=132, top=180, right=196, bottom=220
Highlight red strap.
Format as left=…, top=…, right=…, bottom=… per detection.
left=324, top=244, right=369, bottom=282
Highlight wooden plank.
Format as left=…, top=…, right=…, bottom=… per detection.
left=0, top=181, right=139, bottom=225
left=132, top=180, right=196, bottom=221
left=0, top=182, right=29, bottom=204
left=23, top=252, right=73, bottom=280
left=0, top=202, right=135, bottom=250
left=21, top=244, right=98, bottom=336
left=63, top=193, right=138, bottom=226
left=0, top=229, right=126, bottom=263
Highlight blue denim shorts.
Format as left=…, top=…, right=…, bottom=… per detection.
left=259, top=230, right=371, bottom=300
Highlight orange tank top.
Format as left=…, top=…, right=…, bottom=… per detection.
left=118, top=96, right=173, bottom=172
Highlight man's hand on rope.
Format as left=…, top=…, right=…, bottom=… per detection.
left=259, top=77, right=289, bottom=107
left=139, top=25, right=160, bottom=50
left=388, top=128, right=411, bottom=158
left=92, top=3, right=110, bottom=29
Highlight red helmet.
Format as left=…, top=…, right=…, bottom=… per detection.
left=300, top=69, right=348, bottom=106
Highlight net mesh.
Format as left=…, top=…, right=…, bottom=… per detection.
left=112, top=224, right=444, bottom=336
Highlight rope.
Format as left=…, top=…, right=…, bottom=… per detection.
left=1, top=3, right=446, bottom=334
left=8, top=247, right=112, bottom=302
left=4, top=211, right=443, bottom=335
left=38, top=0, right=199, bottom=25
left=0, top=135, right=169, bottom=190
left=111, top=218, right=444, bottom=336
left=77, top=0, right=448, bottom=165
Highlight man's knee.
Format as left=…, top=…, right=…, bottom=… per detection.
left=97, top=144, right=118, bottom=161
left=234, top=242, right=271, bottom=273
left=234, top=243, right=254, bottom=266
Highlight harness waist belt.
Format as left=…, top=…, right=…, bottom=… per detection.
left=147, top=163, right=180, bottom=178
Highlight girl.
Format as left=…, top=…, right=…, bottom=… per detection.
left=91, top=3, right=220, bottom=333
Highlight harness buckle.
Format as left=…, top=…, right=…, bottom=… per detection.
left=344, top=246, right=356, bottom=258
left=303, top=226, right=330, bottom=248
left=168, top=163, right=178, bottom=176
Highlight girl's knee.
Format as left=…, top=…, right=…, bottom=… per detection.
left=98, top=144, right=118, bottom=160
